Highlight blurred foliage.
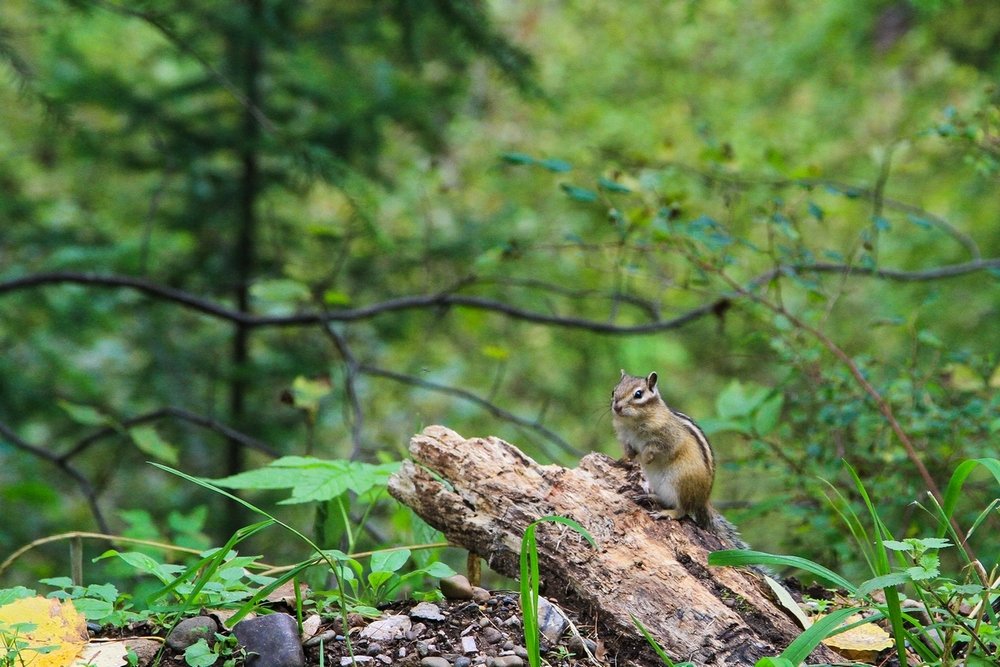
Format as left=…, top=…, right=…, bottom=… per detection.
left=0, top=0, right=998, bottom=588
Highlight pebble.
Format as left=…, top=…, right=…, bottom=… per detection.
left=481, top=626, right=503, bottom=645
left=454, top=658, right=471, bottom=667
left=536, top=596, right=569, bottom=644
left=406, top=622, right=427, bottom=641
left=471, top=587, right=491, bottom=603
left=361, top=615, right=411, bottom=641
left=124, top=638, right=161, bottom=665
left=410, top=601, right=446, bottom=621
left=440, top=574, right=474, bottom=600
left=502, top=616, right=521, bottom=629
left=376, top=656, right=391, bottom=665
left=367, top=642, right=383, bottom=656
left=420, top=658, right=450, bottom=667
left=513, top=647, right=528, bottom=659
left=489, top=657, right=523, bottom=667
left=461, top=636, right=477, bottom=654
left=304, top=630, right=337, bottom=647
left=501, top=640, right=514, bottom=651
left=341, top=657, right=373, bottom=666
left=233, top=613, right=305, bottom=667
left=416, top=641, right=430, bottom=657
left=166, top=616, right=219, bottom=651
left=567, top=635, right=597, bottom=656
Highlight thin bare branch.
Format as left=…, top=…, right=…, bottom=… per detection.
left=0, top=420, right=110, bottom=533
left=6, top=261, right=996, bottom=335
left=358, top=364, right=582, bottom=459
left=57, top=406, right=280, bottom=462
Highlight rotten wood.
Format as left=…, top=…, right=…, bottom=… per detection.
left=388, top=425, right=843, bottom=667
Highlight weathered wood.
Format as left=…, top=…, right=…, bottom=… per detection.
left=388, top=425, right=842, bottom=666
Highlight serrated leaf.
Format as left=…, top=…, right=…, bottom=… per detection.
left=129, top=426, right=179, bottom=465
left=856, top=572, right=911, bottom=598
left=881, top=540, right=912, bottom=552
left=58, top=400, right=109, bottom=427
left=559, top=183, right=599, bottom=202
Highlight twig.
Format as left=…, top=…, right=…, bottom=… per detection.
left=0, top=420, right=109, bottom=533
left=358, top=364, right=582, bottom=458
left=56, top=406, right=280, bottom=462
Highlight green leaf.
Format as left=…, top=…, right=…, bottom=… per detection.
left=752, top=394, right=784, bottom=436
left=708, top=550, right=857, bottom=594
left=129, top=426, right=179, bottom=465
left=422, top=561, right=457, bottom=578
left=500, top=152, right=537, bottom=166
left=58, top=400, right=109, bottom=427
left=184, top=639, right=218, bottom=667
left=539, top=158, right=572, bottom=172
left=856, top=572, right=911, bottom=598
left=559, top=183, right=599, bottom=202
left=881, top=540, right=913, bottom=552
left=370, top=548, right=410, bottom=574
left=715, top=380, right=763, bottom=419
left=70, top=597, right=115, bottom=621
left=777, top=607, right=860, bottom=665
left=597, top=176, right=631, bottom=193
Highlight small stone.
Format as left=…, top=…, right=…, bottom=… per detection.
left=341, top=657, right=373, bottom=666
left=471, top=587, right=491, bottom=603
left=536, top=596, right=569, bottom=644
left=398, top=647, right=407, bottom=659
left=481, top=626, right=503, bottom=645
left=233, top=613, right=305, bottom=667
left=501, top=641, right=514, bottom=651
left=361, top=615, right=412, bottom=641
left=454, top=658, right=471, bottom=667
left=416, top=641, right=430, bottom=657
left=377, top=656, right=392, bottom=665
left=513, top=646, right=528, bottom=659
left=367, top=642, right=383, bottom=656
left=440, top=574, right=474, bottom=600
left=166, top=616, right=219, bottom=651
left=489, top=657, right=523, bottom=667
left=124, top=639, right=161, bottom=665
left=303, top=630, right=337, bottom=648
left=502, top=616, right=521, bottom=629
left=406, top=622, right=427, bottom=640
left=461, top=636, right=477, bottom=654
left=410, top=601, right=446, bottom=621
left=420, top=658, right=451, bottom=667
left=566, top=635, right=597, bottom=657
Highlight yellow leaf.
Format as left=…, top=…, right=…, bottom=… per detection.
left=819, top=613, right=893, bottom=662
left=0, top=596, right=88, bottom=667
left=941, top=363, right=985, bottom=392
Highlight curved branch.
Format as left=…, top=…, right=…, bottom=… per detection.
left=58, top=406, right=280, bottom=462
left=0, top=420, right=110, bottom=533
left=1, top=261, right=997, bottom=334
left=358, top=364, right=582, bottom=459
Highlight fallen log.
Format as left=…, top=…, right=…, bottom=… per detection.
left=388, top=425, right=843, bottom=666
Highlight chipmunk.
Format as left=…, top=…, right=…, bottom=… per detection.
left=611, top=370, right=745, bottom=548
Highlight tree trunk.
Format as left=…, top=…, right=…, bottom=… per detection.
left=388, top=425, right=843, bottom=666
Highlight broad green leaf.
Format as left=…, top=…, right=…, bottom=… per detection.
left=856, top=572, right=911, bottom=598
left=881, top=540, right=912, bottom=552
left=559, top=183, right=598, bottom=202
left=370, top=548, right=410, bottom=574
left=70, top=597, right=115, bottom=621
left=184, top=639, right=218, bottom=667
left=58, top=400, right=109, bottom=427
left=423, top=561, right=457, bottom=578
left=129, top=426, right=179, bottom=465
left=753, top=394, right=784, bottom=436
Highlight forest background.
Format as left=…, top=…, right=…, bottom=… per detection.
left=1, top=0, right=998, bottom=596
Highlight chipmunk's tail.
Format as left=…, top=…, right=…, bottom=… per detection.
left=706, top=506, right=750, bottom=550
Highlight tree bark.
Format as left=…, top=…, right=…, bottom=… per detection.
left=388, top=425, right=843, bottom=666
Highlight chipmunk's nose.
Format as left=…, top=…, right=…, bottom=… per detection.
left=612, top=401, right=622, bottom=414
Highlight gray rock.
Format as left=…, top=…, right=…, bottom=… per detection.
left=420, top=658, right=451, bottom=667
left=471, top=587, right=491, bottom=603
left=454, top=658, right=471, bottom=667
left=489, top=657, right=523, bottom=667
left=410, top=601, right=446, bottom=621
left=166, top=616, right=219, bottom=651
left=513, top=646, right=528, bottom=659
left=233, top=613, right=305, bottom=667
left=536, top=596, right=569, bottom=644
left=340, top=657, right=373, bottom=666
left=566, top=635, right=597, bottom=657
left=481, top=626, right=503, bottom=645
left=125, top=638, right=162, bottom=665
left=440, top=575, right=474, bottom=600
left=361, top=615, right=411, bottom=641
left=460, top=636, right=477, bottom=654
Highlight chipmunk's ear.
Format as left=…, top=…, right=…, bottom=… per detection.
left=646, top=372, right=658, bottom=390
left=619, top=368, right=626, bottom=379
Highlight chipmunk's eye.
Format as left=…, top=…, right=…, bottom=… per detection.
left=633, top=390, right=643, bottom=399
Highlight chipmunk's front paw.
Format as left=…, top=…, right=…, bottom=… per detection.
left=649, top=508, right=684, bottom=521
